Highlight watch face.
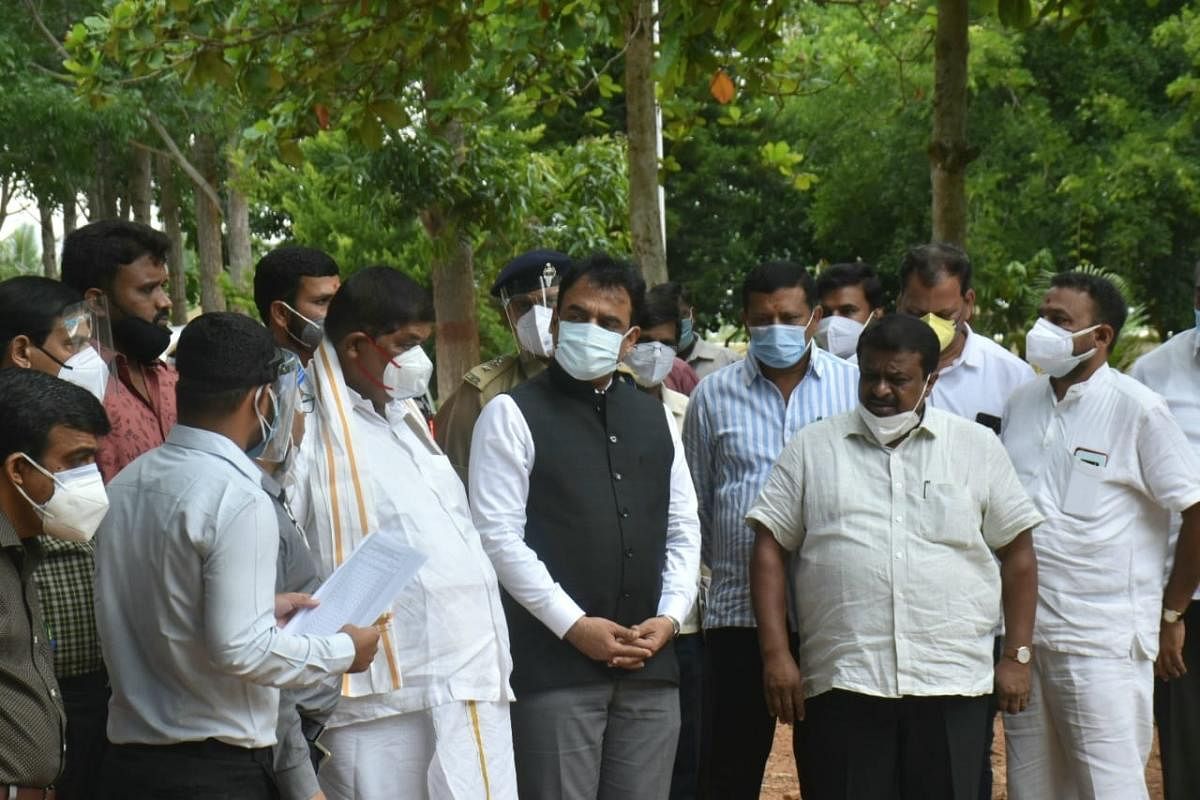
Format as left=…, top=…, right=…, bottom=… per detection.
left=1016, top=646, right=1031, bottom=664
left=1164, top=609, right=1183, bottom=624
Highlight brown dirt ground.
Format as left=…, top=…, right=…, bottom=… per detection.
left=758, top=717, right=1165, bottom=799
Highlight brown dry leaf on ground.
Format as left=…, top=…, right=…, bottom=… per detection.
left=758, top=718, right=1165, bottom=799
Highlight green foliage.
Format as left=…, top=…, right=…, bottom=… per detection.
left=0, top=224, right=41, bottom=279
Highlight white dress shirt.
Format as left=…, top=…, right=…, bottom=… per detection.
left=930, top=325, right=1034, bottom=424
left=1002, top=365, right=1200, bottom=659
left=95, top=425, right=355, bottom=748
left=747, top=407, right=1042, bottom=699
left=1131, top=328, right=1200, bottom=600
left=294, top=393, right=514, bottom=728
left=468, top=390, right=701, bottom=639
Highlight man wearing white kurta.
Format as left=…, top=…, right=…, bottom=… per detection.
left=291, top=267, right=516, bottom=799
left=1129, top=261, right=1200, bottom=800
left=1002, top=271, right=1200, bottom=800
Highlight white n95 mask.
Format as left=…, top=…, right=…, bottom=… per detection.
left=14, top=457, right=109, bottom=543
left=624, top=341, right=677, bottom=388
left=815, top=316, right=867, bottom=360
left=1024, top=318, right=1099, bottom=378
left=515, top=305, right=555, bottom=358
left=58, top=346, right=110, bottom=402
left=383, top=345, right=434, bottom=401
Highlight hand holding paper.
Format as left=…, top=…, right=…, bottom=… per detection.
left=284, top=532, right=427, bottom=637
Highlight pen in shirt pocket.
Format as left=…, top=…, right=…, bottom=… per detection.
left=923, top=480, right=929, bottom=499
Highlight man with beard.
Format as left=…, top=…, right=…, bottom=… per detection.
left=51, top=219, right=177, bottom=798
left=253, top=245, right=341, bottom=364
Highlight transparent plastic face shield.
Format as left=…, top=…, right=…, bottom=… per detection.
left=54, top=297, right=116, bottom=401
left=257, top=349, right=303, bottom=464
left=501, top=263, right=561, bottom=355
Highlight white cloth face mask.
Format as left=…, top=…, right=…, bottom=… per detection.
left=1025, top=318, right=1099, bottom=378
left=815, top=315, right=867, bottom=360
left=382, top=345, right=434, bottom=401
left=58, top=346, right=110, bottom=403
left=624, top=341, right=677, bottom=388
left=14, top=456, right=109, bottom=543
left=515, top=304, right=555, bottom=358
left=856, top=376, right=932, bottom=447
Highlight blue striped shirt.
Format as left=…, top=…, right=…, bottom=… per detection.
left=683, top=347, right=860, bottom=628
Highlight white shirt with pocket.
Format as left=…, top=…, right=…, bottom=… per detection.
left=1001, top=364, right=1200, bottom=660
left=1130, top=327, right=1200, bottom=600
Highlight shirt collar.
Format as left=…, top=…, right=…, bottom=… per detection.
left=845, top=403, right=942, bottom=445
left=1053, top=362, right=1114, bottom=406
left=0, top=510, right=21, bottom=549
left=165, top=425, right=263, bottom=484
left=942, top=324, right=984, bottom=373
left=740, top=345, right=827, bottom=387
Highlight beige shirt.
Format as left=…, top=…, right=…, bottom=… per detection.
left=747, top=406, right=1041, bottom=699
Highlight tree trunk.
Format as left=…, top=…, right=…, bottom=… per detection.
left=192, top=134, right=226, bottom=312
left=930, top=0, right=972, bottom=247
left=89, top=142, right=119, bottom=221
left=157, top=153, right=189, bottom=325
left=625, top=0, right=668, bottom=285
left=421, top=203, right=479, bottom=403
left=62, top=192, right=77, bottom=235
left=129, top=145, right=153, bottom=224
left=226, top=182, right=253, bottom=287
left=39, top=201, right=57, bottom=278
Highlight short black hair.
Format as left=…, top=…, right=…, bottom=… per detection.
left=641, top=283, right=683, bottom=339
left=655, top=280, right=689, bottom=309
left=899, top=242, right=972, bottom=296
left=557, top=254, right=646, bottom=328
left=816, top=262, right=885, bottom=309
left=252, top=246, right=340, bottom=322
left=325, top=266, right=435, bottom=344
left=857, top=313, right=940, bottom=377
left=1049, top=271, right=1129, bottom=340
left=61, top=219, right=170, bottom=295
left=0, top=369, right=110, bottom=463
left=741, top=261, right=817, bottom=311
left=176, top=312, right=283, bottom=420
left=0, top=277, right=84, bottom=353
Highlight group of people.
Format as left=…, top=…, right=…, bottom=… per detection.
left=0, top=220, right=1197, bottom=800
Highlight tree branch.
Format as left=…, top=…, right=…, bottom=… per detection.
left=20, top=0, right=71, bottom=62
left=144, top=112, right=224, bottom=217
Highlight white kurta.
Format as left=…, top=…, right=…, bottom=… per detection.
left=291, top=343, right=516, bottom=798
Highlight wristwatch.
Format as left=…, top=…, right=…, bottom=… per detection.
left=1004, top=645, right=1032, bottom=665
left=660, top=614, right=681, bottom=638
left=1163, top=607, right=1185, bottom=624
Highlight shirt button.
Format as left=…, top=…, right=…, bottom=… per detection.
left=895, top=552, right=904, bottom=560
left=894, top=481, right=903, bottom=490
left=625, top=548, right=635, bottom=559
left=50, top=688, right=58, bottom=697
left=613, top=472, right=623, bottom=481
left=609, top=434, right=619, bottom=444
left=33, top=635, right=38, bottom=644
left=621, top=509, right=631, bottom=519
left=894, top=515, right=903, bottom=523
left=622, top=592, right=632, bottom=600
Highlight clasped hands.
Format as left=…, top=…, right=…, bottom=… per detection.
left=564, top=615, right=676, bottom=670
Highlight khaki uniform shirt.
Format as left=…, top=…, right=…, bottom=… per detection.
left=434, top=351, right=547, bottom=484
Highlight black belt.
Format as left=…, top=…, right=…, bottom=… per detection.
left=111, top=739, right=272, bottom=764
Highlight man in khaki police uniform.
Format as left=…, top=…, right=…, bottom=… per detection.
left=435, top=249, right=571, bottom=482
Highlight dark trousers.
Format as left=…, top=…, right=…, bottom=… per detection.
left=702, top=627, right=799, bottom=800
left=56, top=670, right=109, bottom=800
left=977, top=635, right=1003, bottom=800
left=1155, top=603, right=1200, bottom=800
left=800, top=690, right=988, bottom=800
left=669, top=632, right=704, bottom=800
left=99, top=740, right=279, bottom=800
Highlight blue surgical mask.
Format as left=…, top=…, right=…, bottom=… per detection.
left=749, top=319, right=814, bottom=369
left=679, top=317, right=696, bottom=351
left=555, top=320, right=629, bottom=381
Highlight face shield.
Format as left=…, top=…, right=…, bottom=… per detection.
left=257, top=349, right=303, bottom=464
left=501, top=263, right=561, bottom=357
left=56, top=297, right=116, bottom=402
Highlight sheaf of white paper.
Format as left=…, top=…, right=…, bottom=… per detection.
left=283, top=532, right=427, bottom=636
